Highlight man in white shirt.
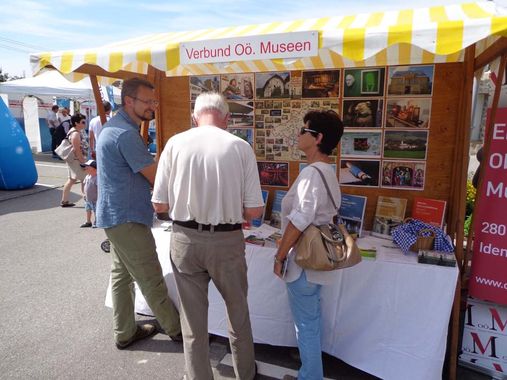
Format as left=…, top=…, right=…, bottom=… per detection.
left=59, top=107, right=72, bottom=133
left=47, top=105, right=60, bottom=158
left=89, top=101, right=112, bottom=159
left=152, top=92, right=263, bottom=380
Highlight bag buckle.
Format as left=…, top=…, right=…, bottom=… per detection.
left=328, top=223, right=344, bottom=243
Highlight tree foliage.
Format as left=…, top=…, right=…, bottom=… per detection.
left=0, top=68, right=23, bottom=82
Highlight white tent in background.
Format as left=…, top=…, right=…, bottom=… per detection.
left=0, top=70, right=120, bottom=153
left=0, top=69, right=119, bottom=101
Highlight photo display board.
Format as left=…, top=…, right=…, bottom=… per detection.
left=189, top=65, right=434, bottom=192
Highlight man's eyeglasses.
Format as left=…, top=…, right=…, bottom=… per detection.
left=300, top=127, right=319, bottom=136
left=79, top=120, right=86, bottom=124
left=133, top=97, right=159, bottom=107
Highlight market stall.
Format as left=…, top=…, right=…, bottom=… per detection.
left=31, top=2, right=507, bottom=378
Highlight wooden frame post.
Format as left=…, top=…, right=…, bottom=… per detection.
left=446, top=45, right=475, bottom=380
left=89, top=75, right=106, bottom=125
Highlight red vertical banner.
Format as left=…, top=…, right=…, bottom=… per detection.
left=469, top=107, right=507, bottom=305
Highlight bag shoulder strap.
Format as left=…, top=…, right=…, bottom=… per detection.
left=310, top=165, right=338, bottom=210
left=66, top=129, right=78, bottom=139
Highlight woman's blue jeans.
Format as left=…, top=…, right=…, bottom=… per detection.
left=286, top=271, right=323, bottom=380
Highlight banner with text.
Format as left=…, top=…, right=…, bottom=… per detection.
left=469, top=92, right=507, bottom=305
left=180, top=31, right=318, bottom=65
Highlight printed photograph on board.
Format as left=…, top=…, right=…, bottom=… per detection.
left=302, top=69, right=340, bottom=98
left=339, top=159, right=380, bottom=187
left=381, top=160, right=426, bottom=189
left=228, top=128, right=254, bottom=146
left=386, top=97, right=431, bottom=128
left=255, top=71, right=291, bottom=99
left=383, top=130, right=428, bottom=160
left=387, top=65, right=434, bottom=96
left=221, top=73, right=254, bottom=100
left=343, top=68, right=385, bottom=97
left=342, top=99, right=383, bottom=128
left=290, top=70, right=302, bottom=99
left=190, top=75, right=220, bottom=101
left=340, top=130, right=382, bottom=158
left=257, top=161, right=289, bottom=187
left=227, top=101, right=254, bottom=128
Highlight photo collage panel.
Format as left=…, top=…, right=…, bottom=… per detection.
left=189, top=65, right=434, bottom=190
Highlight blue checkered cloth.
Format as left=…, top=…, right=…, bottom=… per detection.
left=392, top=219, right=454, bottom=254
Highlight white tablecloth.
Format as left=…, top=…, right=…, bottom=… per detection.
left=105, top=228, right=458, bottom=380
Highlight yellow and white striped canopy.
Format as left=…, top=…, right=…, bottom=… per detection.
left=31, top=1, right=507, bottom=79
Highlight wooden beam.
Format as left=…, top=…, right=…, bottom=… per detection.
left=89, top=75, right=106, bottom=125
left=150, top=68, right=166, bottom=160
left=447, top=45, right=475, bottom=380
left=73, top=64, right=147, bottom=81
left=474, top=37, right=507, bottom=71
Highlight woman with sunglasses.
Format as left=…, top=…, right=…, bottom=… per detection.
left=61, top=113, right=88, bottom=207
left=273, top=110, right=344, bottom=380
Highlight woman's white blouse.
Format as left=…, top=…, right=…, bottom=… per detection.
left=281, top=162, right=342, bottom=285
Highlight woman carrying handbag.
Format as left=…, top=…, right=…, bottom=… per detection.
left=273, top=110, right=344, bottom=380
left=60, top=113, right=88, bottom=207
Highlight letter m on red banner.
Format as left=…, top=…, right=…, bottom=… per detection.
left=469, top=65, right=507, bottom=306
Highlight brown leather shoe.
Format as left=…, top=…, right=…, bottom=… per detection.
left=115, top=323, right=157, bottom=350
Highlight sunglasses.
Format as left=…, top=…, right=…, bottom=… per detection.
left=299, top=127, right=319, bottom=136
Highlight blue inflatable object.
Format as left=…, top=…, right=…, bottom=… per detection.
left=0, top=97, right=38, bottom=190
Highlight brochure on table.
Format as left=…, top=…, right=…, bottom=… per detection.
left=371, top=195, right=407, bottom=239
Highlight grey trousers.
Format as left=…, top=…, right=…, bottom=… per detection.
left=106, top=222, right=181, bottom=343
left=170, top=225, right=256, bottom=380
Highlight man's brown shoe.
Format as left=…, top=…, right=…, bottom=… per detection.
left=115, top=323, right=157, bottom=350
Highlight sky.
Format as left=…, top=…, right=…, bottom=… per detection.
left=0, top=0, right=490, bottom=78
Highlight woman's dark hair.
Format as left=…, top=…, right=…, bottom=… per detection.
left=71, top=113, right=86, bottom=126
left=303, top=110, right=344, bottom=155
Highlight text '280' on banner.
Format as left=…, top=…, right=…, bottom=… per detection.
left=469, top=106, right=507, bottom=306
left=179, top=31, right=318, bottom=65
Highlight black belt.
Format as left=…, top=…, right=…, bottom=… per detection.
left=173, top=220, right=242, bottom=232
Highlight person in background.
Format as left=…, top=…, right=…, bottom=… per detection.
left=54, top=107, right=73, bottom=150
left=96, top=77, right=181, bottom=350
left=89, top=101, right=112, bottom=159
left=61, top=113, right=88, bottom=207
left=47, top=105, right=60, bottom=159
left=59, top=107, right=72, bottom=132
left=152, top=92, right=264, bottom=380
left=80, top=159, right=97, bottom=228
left=273, top=110, right=344, bottom=380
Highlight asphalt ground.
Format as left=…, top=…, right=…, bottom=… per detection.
left=0, top=153, right=489, bottom=380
